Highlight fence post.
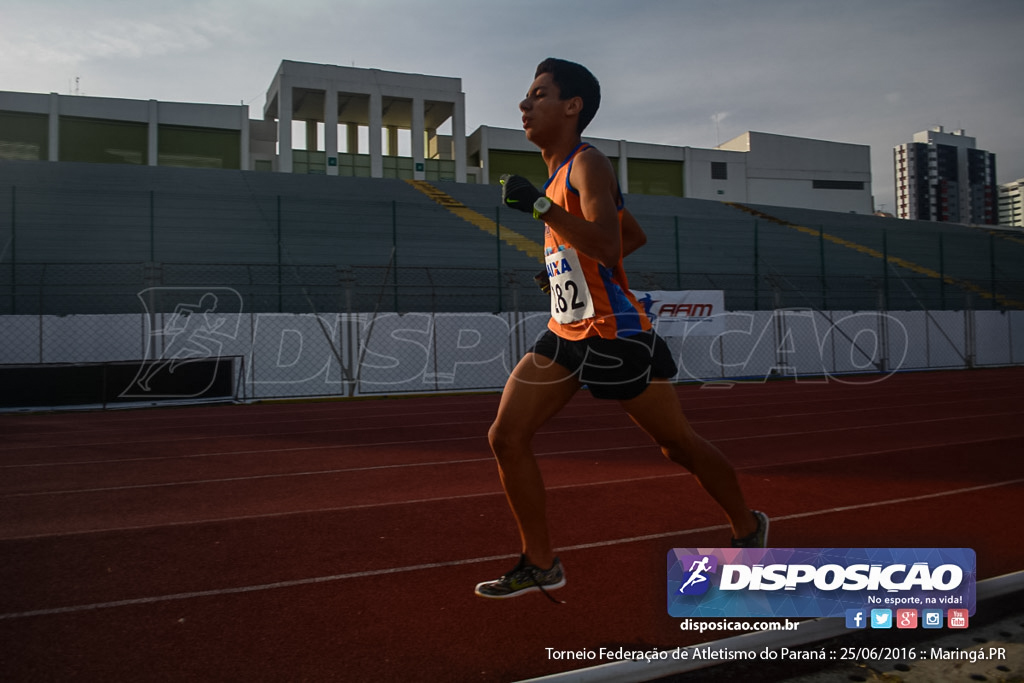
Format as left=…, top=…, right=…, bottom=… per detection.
left=989, top=232, right=997, bottom=310
left=143, top=262, right=162, bottom=361
left=819, top=224, right=827, bottom=310
left=876, top=306, right=890, bottom=373
left=276, top=195, right=283, bottom=313
left=392, top=200, right=399, bottom=312
left=882, top=228, right=889, bottom=311
left=939, top=233, right=946, bottom=309
left=496, top=206, right=503, bottom=312
left=9, top=186, right=15, bottom=315
left=37, top=263, right=45, bottom=361
left=753, top=219, right=760, bottom=311
left=674, top=216, right=681, bottom=289
left=149, top=189, right=156, bottom=262
left=1010, top=307, right=1017, bottom=365
left=964, top=296, right=976, bottom=368
left=771, top=282, right=792, bottom=376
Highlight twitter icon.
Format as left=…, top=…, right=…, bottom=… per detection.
left=870, top=609, right=893, bottom=629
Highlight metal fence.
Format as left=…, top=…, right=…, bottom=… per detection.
left=2, top=276, right=1022, bottom=409
left=4, top=261, right=1023, bottom=318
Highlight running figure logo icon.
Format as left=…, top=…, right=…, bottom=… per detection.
left=677, top=555, right=718, bottom=595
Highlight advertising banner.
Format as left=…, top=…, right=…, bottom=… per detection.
left=632, top=290, right=726, bottom=337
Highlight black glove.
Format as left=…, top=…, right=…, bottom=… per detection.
left=500, top=174, right=543, bottom=214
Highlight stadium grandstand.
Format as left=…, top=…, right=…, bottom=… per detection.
left=1, top=160, right=1021, bottom=318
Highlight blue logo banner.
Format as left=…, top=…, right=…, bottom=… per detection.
left=667, top=548, right=975, bottom=618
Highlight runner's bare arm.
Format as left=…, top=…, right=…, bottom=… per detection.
left=537, top=149, right=622, bottom=267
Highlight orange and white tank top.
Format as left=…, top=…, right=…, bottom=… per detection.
left=541, top=143, right=651, bottom=340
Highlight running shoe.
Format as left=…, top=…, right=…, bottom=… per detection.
left=731, top=510, right=770, bottom=548
left=474, top=555, right=565, bottom=602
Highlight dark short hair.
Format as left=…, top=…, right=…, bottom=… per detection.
left=535, top=58, right=600, bottom=134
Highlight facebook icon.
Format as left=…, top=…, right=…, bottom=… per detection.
left=845, top=609, right=867, bottom=629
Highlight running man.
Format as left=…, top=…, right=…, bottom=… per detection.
left=474, top=59, right=768, bottom=601
left=679, top=557, right=713, bottom=594
left=134, top=292, right=228, bottom=392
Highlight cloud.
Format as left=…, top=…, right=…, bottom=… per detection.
left=3, top=6, right=232, bottom=62
left=3, top=0, right=1023, bottom=210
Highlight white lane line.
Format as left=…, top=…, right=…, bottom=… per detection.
left=0, top=456, right=500, bottom=497
left=0, top=434, right=489, bottom=469
left=5, top=403, right=1022, bottom=473
left=7, top=373, right=1013, bottom=440
left=2, top=433, right=1021, bottom=539
left=4, top=428, right=1022, bottom=499
left=5, top=391, right=1018, bottom=463
left=1, top=477, right=1020, bottom=621
left=0, top=472, right=679, bottom=540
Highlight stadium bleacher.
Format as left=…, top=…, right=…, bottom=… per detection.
left=1, top=160, right=1021, bottom=316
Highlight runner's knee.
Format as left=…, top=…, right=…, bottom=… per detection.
left=658, top=432, right=704, bottom=469
left=662, top=444, right=694, bottom=469
left=488, top=420, right=528, bottom=459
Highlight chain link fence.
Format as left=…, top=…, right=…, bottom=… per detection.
left=1, top=266, right=1022, bottom=409
left=4, top=262, right=1021, bottom=317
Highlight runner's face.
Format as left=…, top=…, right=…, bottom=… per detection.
left=520, top=72, right=576, bottom=145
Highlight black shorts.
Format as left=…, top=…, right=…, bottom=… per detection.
left=528, top=329, right=678, bottom=400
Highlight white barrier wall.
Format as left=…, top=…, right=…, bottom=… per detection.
left=2, top=309, right=1022, bottom=403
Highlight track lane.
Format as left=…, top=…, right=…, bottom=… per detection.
left=2, top=437, right=1020, bottom=611
left=2, top=368, right=1023, bottom=682
left=1, top=484, right=1021, bottom=682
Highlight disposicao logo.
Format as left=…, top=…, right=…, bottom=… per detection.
left=675, top=554, right=719, bottom=595
left=667, top=548, right=975, bottom=619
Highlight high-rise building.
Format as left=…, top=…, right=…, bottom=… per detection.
left=1000, top=179, right=1024, bottom=228
left=894, top=126, right=997, bottom=225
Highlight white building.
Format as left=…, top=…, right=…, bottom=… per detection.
left=717, top=131, right=872, bottom=213
left=0, top=89, right=250, bottom=169
left=1, top=60, right=874, bottom=214
left=999, top=179, right=1024, bottom=228
left=262, top=60, right=466, bottom=182
left=469, top=127, right=872, bottom=213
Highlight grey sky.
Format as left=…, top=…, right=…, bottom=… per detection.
left=3, top=0, right=1023, bottom=214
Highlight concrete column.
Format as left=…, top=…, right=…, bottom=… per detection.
left=47, top=93, right=59, bottom=161
left=682, top=147, right=692, bottom=200
left=324, top=88, right=338, bottom=175
left=346, top=124, right=359, bottom=154
left=305, top=121, right=318, bottom=152
left=369, top=91, right=383, bottom=178
left=386, top=126, right=399, bottom=156
left=453, top=93, right=467, bottom=182
left=278, top=84, right=293, bottom=173
left=617, top=140, right=629, bottom=195
left=411, top=97, right=424, bottom=180
left=148, top=100, right=159, bottom=166
left=479, top=125, right=489, bottom=185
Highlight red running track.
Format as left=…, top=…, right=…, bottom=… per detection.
left=1, top=367, right=1023, bottom=681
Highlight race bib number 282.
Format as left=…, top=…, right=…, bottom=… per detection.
left=545, top=248, right=594, bottom=324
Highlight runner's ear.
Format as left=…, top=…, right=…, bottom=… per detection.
left=564, top=96, right=582, bottom=119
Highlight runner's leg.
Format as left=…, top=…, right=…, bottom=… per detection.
left=488, top=352, right=581, bottom=569
left=620, top=379, right=757, bottom=539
